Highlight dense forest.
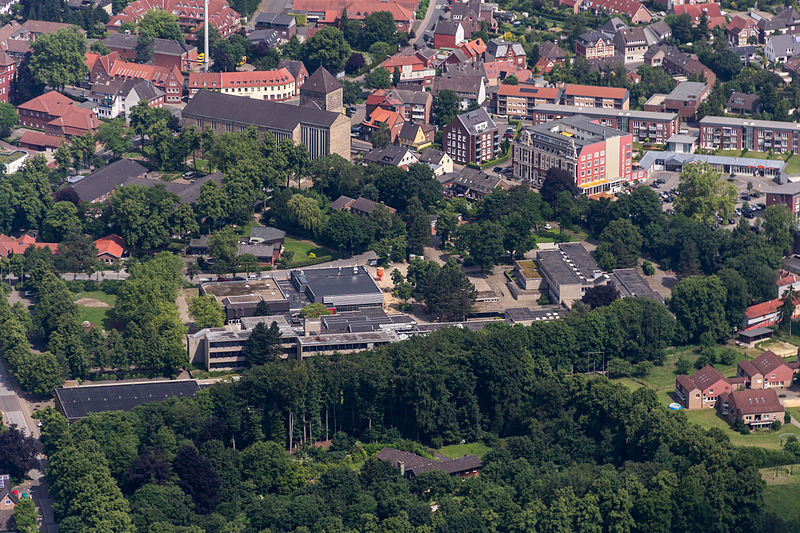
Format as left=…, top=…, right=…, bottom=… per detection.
left=37, top=318, right=800, bottom=533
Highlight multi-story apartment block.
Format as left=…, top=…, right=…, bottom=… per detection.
left=699, top=116, right=800, bottom=153
left=512, top=116, right=644, bottom=194
left=365, top=88, right=433, bottom=124
left=575, top=30, right=615, bottom=59
left=107, top=0, right=240, bottom=41
left=530, top=104, right=680, bottom=144
left=613, top=27, right=648, bottom=64
left=496, top=85, right=561, bottom=120
left=0, top=50, right=15, bottom=103
left=188, top=68, right=296, bottom=101
left=561, top=83, right=630, bottom=109
left=442, top=108, right=499, bottom=165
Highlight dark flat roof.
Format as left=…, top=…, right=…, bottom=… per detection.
left=55, top=380, right=200, bottom=421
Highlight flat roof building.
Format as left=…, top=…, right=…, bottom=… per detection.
left=201, top=278, right=290, bottom=323
left=610, top=268, right=664, bottom=302
left=536, top=242, right=609, bottom=306
left=289, top=265, right=385, bottom=310
left=55, top=380, right=201, bottom=422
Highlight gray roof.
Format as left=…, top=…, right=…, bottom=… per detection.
left=487, top=38, right=526, bottom=57
left=329, top=195, right=355, bottom=210
left=731, top=45, right=757, bottom=56
left=666, top=134, right=697, bottom=144
left=375, top=447, right=482, bottom=476
left=525, top=115, right=626, bottom=149
left=238, top=243, right=276, bottom=259
left=66, top=159, right=148, bottom=202
left=392, top=88, right=431, bottom=106
left=419, top=148, right=447, bottom=164
left=537, top=242, right=606, bottom=287
left=435, top=20, right=461, bottom=36
left=248, top=29, right=280, bottom=45
left=127, top=79, right=164, bottom=101
left=250, top=226, right=285, bottom=243
left=766, top=33, right=800, bottom=58
left=665, top=81, right=707, bottom=102
left=759, top=7, right=800, bottom=31
left=699, top=115, right=800, bottom=131
left=617, top=26, right=647, bottom=44
left=577, top=30, right=613, bottom=45
left=350, top=196, right=391, bottom=214
left=601, top=16, right=628, bottom=34
left=532, top=103, right=677, bottom=122
left=183, top=90, right=343, bottom=130
left=644, top=20, right=671, bottom=44
left=364, top=143, right=416, bottom=166
left=610, top=268, right=664, bottom=302
left=638, top=150, right=786, bottom=171
left=727, top=91, right=760, bottom=111
left=278, top=59, right=307, bottom=80
left=765, top=180, right=800, bottom=195
left=254, top=12, right=296, bottom=27
left=538, top=41, right=567, bottom=60
left=55, top=380, right=201, bottom=421
left=445, top=167, right=503, bottom=195
left=302, top=66, right=341, bottom=93
left=102, top=32, right=196, bottom=57
left=454, top=108, right=497, bottom=136
left=291, top=265, right=383, bottom=306
left=432, top=74, right=484, bottom=96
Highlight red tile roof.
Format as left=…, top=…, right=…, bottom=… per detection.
left=19, top=130, right=63, bottom=150
left=589, top=0, right=649, bottom=18
left=750, top=350, right=790, bottom=375
left=728, top=15, right=757, bottom=32
left=94, top=234, right=126, bottom=258
left=728, top=388, right=784, bottom=415
left=458, top=38, right=487, bottom=59
left=563, top=83, right=628, bottom=99
left=497, top=84, right=560, bottom=99
left=690, top=365, right=726, bottom=390
left=189, top=68, right=294, bottom=89
left=0, top=234, right=58, bottom=256
left=745, top=297, right=784, bottom=319
left=108, top=0, right=240, bottom=38
left=362, top=107, right=403, bottom=129
left=17, top=90, right=76, bottom=115
left=673, top=3, right=722, bottom=20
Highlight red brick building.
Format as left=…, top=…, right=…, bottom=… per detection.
left=101, top=33, right=198, bottom=71
left=443, top=108, right=499, bottom=165
left=107, top=0, right=241, bottom=42
left=89, top=53, right=184, bottom=103
left=737, top=350, right=797, bottom=389
left=0, top=50, right=15, bottom=103
left=17, top=91, right=100, bottom=137
left=674, top=365, right=732, bottom=409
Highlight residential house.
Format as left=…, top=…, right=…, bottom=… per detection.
left=188, top=69, right=296, bottom=101
left=700, top=116, right=800, bottom=153
left=107, top=0, right=241, bottom=41
left=414, top=47, right=437, bottom=67
left=439, top=167, right=509, bottom=200
left=300, top=66, right=343, bottom=113
left=718, top=389, right=784, bottom=428
left=561, top=83, right=630, bottom=109
left=376, top=447, right=482, bottom=478
left=89, top=52, right=185, bottom=103
left=732, top=45, right=758, bottom=63
left=101, top=32, right=198, bottom=70
left=512, top=116, right=644, bottom=193
left=253, top=12, right=296, bottom=39
left=614, top=27, right=648, bottom=64
left=674, top=365, right=731, bottom=409
left=672, top=3, right=725, bottom=28
left=0, top=474, right=18, bottom=532
left=88, top=78, right=164, bottom=119
left=278, top=59, right=308, bottom=95
left=364, top=144, right=420, bottom=169
left=496, top=84, right=561, bottom=120
left=643, top=20, right=672, bottom=45
left=576, top=30, right=615, bottom=59
left=431, top=74, right=486, bottom=109
left=94, top=234, right=126, bottom=265
left=361, top=107, right=405, bottom=143
left=529, top=103, right=680, bottom=144
left=329, top=195, right=396, bottom=215
left=380, top=54, right=436, bottom=86
left=486, top=38, right=526, bottom=66
left=365, top=88, right=433, bottom=123
left=536, top=242, right=608, bottom=305
left=584, top=0, right=652, bottom=24
left=396, top=122, right=435, bottom=150
left=419, top=148, right=453, bottom=175
left=601, top=16, right=628, bottom=34
left=434, top=20, right=466, bottom=49
left=538, top=41, right=568, bottom=63
left=765, top=33, right=800, bottom=63
left=727, top=16, right=758, bottom=47
left=726, top=92, right=760, bottom=115
left=450, top=0, right=495, bottom=32
left=442, top=108, right=499, bottom=165
left=0, top=234, right=58, bottom=256
left=17, top=90, right=100, bottom=137
left=758, top=7, right=800, bottom=41
left=737, top=350, right=797, bottom=389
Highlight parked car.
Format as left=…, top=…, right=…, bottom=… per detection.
left=543, top=223, right=552, bottom=230
left=751, top=190, right=761, bottom=198
left=493, top=166, right=504, bottom=172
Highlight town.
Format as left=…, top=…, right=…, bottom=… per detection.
left=2, top=0, right=800, bottom=530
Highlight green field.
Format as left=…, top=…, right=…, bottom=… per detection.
left=762, top=464, right=800, bottom=520
left=438, top=442, right=492, bottom=459
left=73, top=290, right=116, bottom=330
left=283, top=237, right=336, bottom=267
left=785, top=154, right=800, bottom=175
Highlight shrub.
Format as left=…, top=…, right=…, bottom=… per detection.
left=642, top=261, right=655, bottom=276
left=675, top=357, right=691, bottom=375
left=785, top=412, right=792, bottom=425
left=772, top=420, right=782, bottom=431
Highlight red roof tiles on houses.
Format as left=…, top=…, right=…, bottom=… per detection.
left=188, top=68, right=294, bottom=89
left=107, top=0, right=241, bottom=39
left=497, top=84, right=560, bottom=100
left=562, top=83, right=628, bottom=99
left=0, top=234, right=58, bottom=256
left=94, top=234, right=126, bottom=259
left=18, top=130, right=63, bottom=150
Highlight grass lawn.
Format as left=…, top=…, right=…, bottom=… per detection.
left=785, top=154, right=800, bottom=175
left=72, top=290, right=116, bottom=330
left=438, top=442, right=492, bottom=459
left=283, top=237, right=336, bottom=267
left=535, top=229, right=577, bottom=244
left=234, top=219, right=259, bottom=238
left=762, top=464, right=800, bottom=521
left=716, top=149, right=783, bottom=160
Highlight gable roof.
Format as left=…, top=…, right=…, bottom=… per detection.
left=538, top=41, right=567, bottom=60
left=728, top=388, right=784, bottom=415
left=750, top=350, right=790, bottom=375
left=250, top=226, right=286, bottom=242
left=419, top=148, right=448, bottom=164
left=562, top=83, right=628, bottom=100
left=690, top=365, right=726, bottom=389
left=66, top=158, right=148, bottom=202
left=364, top=143, right=418, bottom=166
left=577, top=30, right=613, bottom=45
left=102, top=32, right=196, bottom=57
left=453, top=108, right=497, bottom=136
left=435, top=20, right=463, bottom=36
left=94, top=234, right=125, bottom=258
left=278, top=59, right=308, bottom=81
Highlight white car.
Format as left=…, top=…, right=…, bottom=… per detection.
left=544, top=223, right=552, bottom=230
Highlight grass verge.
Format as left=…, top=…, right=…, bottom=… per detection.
left=438, top=442, right=491, bottom=459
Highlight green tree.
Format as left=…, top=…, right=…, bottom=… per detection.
left=364, top=67, right=391, bottom=89
left=287, top=195, right=325, bottom=234
left=407, top=258, right=476, bottom=321
left=435, top=210, right=458, bottom=248
left=30, top=27, right=89, bottom=91
left=197, top=180, right=228, bottom=230
left=669, top=275, right=730, bottom=345
left=0, top=102, right=18, bottom=137
left=302, top=27, right=351, bottom=74
left=299, top=302, right=333, bottom=318
left=138, top=9, right=184, bottom=41
left=208, top=227, right=239, bottom=266
left=434, top=89, right=460, bottom=126
left=135, top=33, right=154, bottom=63
left=41, top=201, right=81, bottom=242
left=95, top=118, right=133, bottom=160
left=455, top=220, right=505, bottom=272
left=12, top=498, right=38, bottom=533
left=241, top=440, right=307, bottom=490
left=779, top=285, right=797, bottom=335
left=241, top=321, right=283, bottom=366
left=370, top=122, right=391, bottom=148
left=674, top=162, right=737, bottom=225
left=324, top=209, right=372, bottom=253
left=763, top=204, right=795, bottom=256
left=188, top=294, right=226, bottom=329
left=363, top=11, right=398, bottom=47
left=54, top=229, right=98, bottom=274
left=501, top=74, right=519, bottom=85
left=594, top=219, right=642, bottom=271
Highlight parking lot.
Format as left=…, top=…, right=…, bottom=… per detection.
left=644, top=170, right=773, bottom=228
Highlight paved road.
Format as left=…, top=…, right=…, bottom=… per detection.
left=245, top=0, right=290, bottom=29
left=413, top=0, right=444, bottom=47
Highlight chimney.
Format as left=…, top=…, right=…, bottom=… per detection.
left=398, top=461, right=405, bottom=477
